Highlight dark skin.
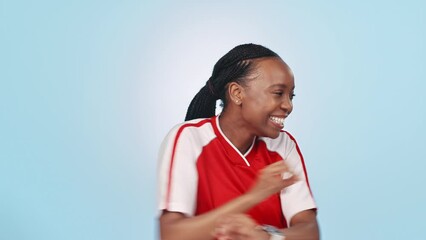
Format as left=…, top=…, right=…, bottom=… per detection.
left=160, top=57, right=319, bottom=240
left=220, top=57, right=294, bottom=154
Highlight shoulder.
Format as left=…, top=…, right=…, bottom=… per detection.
left=162, top=117, right=216, bottom=149
left=258, top=130, right=299, bottom=154
left=166, top=117, right=214, bottom=138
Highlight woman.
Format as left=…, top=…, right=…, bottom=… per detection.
left=157, top=44, right=319, bottom=240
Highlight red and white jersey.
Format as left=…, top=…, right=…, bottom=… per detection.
left=157, top=116, right=316, bottom=227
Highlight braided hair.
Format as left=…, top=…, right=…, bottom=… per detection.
left=184, top=43, right=280, bottom=121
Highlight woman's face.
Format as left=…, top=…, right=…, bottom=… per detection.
left=239, top=58, right=295, bottom=139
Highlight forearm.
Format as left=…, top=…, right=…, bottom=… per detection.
left=281, top=219, right=320, bottom=240
left=160, top=192, right=261, bottom=240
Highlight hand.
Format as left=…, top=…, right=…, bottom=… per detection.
left=246, top=160, right=299, bottom=202
left=213, top=214, right=269, bottom=240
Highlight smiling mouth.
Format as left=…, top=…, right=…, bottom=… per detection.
left=269, top=116, right=285, bottom=127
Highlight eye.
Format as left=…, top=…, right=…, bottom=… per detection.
left=290, top=93, right=296, bottom=100
left=273, top=91, right=284, bottom=96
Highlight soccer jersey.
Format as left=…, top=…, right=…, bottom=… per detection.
left=157, top=116, right=316, bottom=227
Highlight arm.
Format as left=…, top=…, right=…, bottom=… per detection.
left=160, top=193, right=258, bottom=240
left=159, top=161, right=299, bottom=240
left=213, top=209, right=319, bottom=240
left=213, top=135, right=319, bottom=240
left=281, top=209, right=319, bottom=240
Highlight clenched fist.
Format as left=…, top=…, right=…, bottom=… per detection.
left=246, top=160, right=299, bottom=203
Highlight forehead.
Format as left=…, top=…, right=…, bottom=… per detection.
left=249, top=58, right=294, bottom=89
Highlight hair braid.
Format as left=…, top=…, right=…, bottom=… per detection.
left=185, top=43, right=280, bottom=121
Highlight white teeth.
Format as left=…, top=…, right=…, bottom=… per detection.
left=270, top=116, right=284, bottom=126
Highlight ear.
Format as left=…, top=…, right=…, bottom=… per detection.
left=227, top=82, right=243, bottom=105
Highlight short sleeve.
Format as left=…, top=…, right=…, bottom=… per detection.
left=157, top=119, right=216, bottom=217
left=157, top=125, right=199, bottom=217
left=280, top=134, right=316, bottom=226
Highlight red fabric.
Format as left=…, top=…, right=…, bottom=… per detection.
left=162, top=116, right=315, bottom=228
left=194, top=117, right=287, bottom=228
left=195, top=139, right=287, bottom=228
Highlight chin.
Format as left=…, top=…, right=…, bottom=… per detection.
left=256, top=126, right=282, bottom=139
left=265, top=130, right=281, bottom=139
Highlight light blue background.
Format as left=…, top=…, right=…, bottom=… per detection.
left=1, top=1, right=425, bottom=239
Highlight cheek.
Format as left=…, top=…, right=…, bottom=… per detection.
left=241, top=102, right=268, bottom=123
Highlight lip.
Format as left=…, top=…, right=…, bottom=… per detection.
left=270, top=115, right=287, bottom=118
left=270, top=120, right=284, bottom=129
left=269, top=117, right=285, bottom=129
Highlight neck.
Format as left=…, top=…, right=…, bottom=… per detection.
left=218, top=110, right=256, bottom=154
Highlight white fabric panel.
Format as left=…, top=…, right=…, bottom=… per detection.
left=260, top=132, right=317, bottom=226
left=157, top=119, right=216, bottom=217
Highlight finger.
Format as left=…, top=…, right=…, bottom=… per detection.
left=266, top=160, right=287, bottom=170
left=212, top=225, right=225, bottom=237
left=281, top=167, right=296, bottom=180
left=281, top=174, right=301, bottom=187
left=270, top=161, right=297, bottom=180
left=221, top=214, right=258, bottom=233
left=264, top=160, right=293, bottom=173
left=222, top=222, right=252, bottom=239
left=217, top=235, right=232, bottom=240
left=267, top=165, right=296, bottom=181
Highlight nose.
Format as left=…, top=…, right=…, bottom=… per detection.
left=280, top=97, right=293, bottom=115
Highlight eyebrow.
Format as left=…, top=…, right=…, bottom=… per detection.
left=268, top=84, right=295, bottom=90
